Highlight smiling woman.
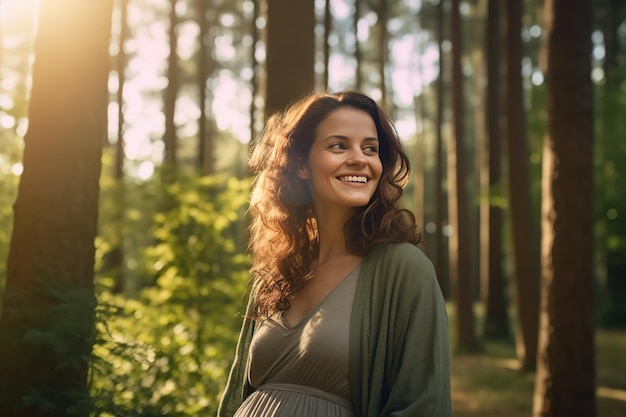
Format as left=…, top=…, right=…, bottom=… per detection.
left=218, top=91, right=451, bottom=417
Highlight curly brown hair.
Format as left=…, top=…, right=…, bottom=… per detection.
left=248, top=91, right=421, bottom=318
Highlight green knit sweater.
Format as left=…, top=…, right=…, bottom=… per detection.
left=217, top=243, right=452, bottom=417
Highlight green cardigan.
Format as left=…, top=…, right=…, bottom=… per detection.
left=217, top=243, right=452, bottom=417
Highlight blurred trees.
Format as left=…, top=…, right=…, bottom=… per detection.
left=0, top=0, right=624, bottom=415
left=0, top=1, right=113, bottom=415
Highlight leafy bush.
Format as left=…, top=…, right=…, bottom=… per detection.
left=90, top=173, right=251, bottom=416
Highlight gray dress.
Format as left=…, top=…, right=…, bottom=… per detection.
left=233, top=265, right=360, bottom=417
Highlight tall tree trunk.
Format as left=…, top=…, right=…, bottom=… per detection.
left=250, top=0, right=262, bottom=145
left=264, top=0, right=315, bottom=117
left=323, top=0, right=331, bottom=90
left=375, top=0, right=388, bottom=110
left=450, top=0, right=477, bottom=350
left=434, top=0, right=449, bottom=297
left=506, top=0, right=540, bottom=370
left=109, top=0, right=129, bottom=294
left=533, top=0, right=596, bottom=415
left=164, top=0, right=179, bottom=176
left=481, top=0, right=509, bottom=339
left=602, top=0, right=618, bottom=83
left=197, top=0, right=213, bottom=174
left=353, top=0, right=363, bottom=91
left=0, top=1, right=112, bottom=415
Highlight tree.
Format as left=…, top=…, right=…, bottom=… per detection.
left=533, top=0, right=596, bottom=415
left=449, top=0, right=477, bottom=350
left=506, top=0, right=540, bottom=370
left=104, top=0, right=130, bottom=294
left=164, top=0, right=179, bottom=174
left=433, top=0, right=449, bottom=296
left=353, top=0, right=363, bottom=91
left=264, top=0, right=315, bottom=117
left=375, top=0, right=389, bottom=110
left=481, top=0, right=509, bottom=339
left=250, top=0, right=262, bottom=145
left=323, top=0, right=332, bottom=90
left=0, top=1, right=113, bottom=415
left=196, top=0, right=213, bottom=174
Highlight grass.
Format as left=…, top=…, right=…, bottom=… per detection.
left=449, top=324, right=626, bottom=416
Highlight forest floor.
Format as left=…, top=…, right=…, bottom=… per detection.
left=449, top=328, right=626, bottom=416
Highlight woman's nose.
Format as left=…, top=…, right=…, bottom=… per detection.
left=347, top=148, right=367, bottom=166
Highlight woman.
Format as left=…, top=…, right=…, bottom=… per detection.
left=218, top=91, right=451, bottom=417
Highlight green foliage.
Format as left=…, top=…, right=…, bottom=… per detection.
left=0, top=279, right=96, bottom=416
left=89, top=173, right=251, bottom=416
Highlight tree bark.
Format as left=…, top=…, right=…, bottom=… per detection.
left=323, top=0, right=332, bottom=90
left=482, top=0, right=509, bottom=339
left=353, top=0, right=363, bottom=91
left=109, top=0, right=129, bottom=294
left=506, top=0, right=540, bottom=370
left=450, top=0, right=477, bottom=350
left=264, top=0, right=315, bottom=117
left=375, top=0, right=389, bottom=110
left=197, top=0, right=213, bottom=174
left=434, top=0, right=449, bottom=297
left=533, top=0, right=596, bottom=415
left=164, top=0, right=179, bottom=175
left=250, top=0, right=262, bottom=145
left=0, top=1, right=112, bottom=415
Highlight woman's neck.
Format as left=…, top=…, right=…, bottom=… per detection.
left=314, top=207, right=354, bottom=264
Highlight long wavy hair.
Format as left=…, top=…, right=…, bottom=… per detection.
left=248, top=91, right=420, bottom=318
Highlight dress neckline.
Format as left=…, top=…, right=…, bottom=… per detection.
left=277, top=262, right=361, bottom=330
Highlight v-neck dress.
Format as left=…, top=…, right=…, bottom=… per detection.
left=232, top=264, right=360, bottom=417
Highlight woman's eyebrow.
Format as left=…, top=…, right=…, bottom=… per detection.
left=322, top=135, right=379, bottom=142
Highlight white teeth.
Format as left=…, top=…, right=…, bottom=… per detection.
left=339, top=175, right=367, bottom=183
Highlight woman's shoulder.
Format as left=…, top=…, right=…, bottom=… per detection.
left=360, top=242, right=440, bottom=299
left=363, top=242, right=436, bottom=285
left=369, top=242, right=432, bottom=267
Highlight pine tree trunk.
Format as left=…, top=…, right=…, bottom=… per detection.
left=506, top=0, right=540, bottom=370
left=434, top=0, right=449, bottom=297
left=264, top=0, right=315, bottom=117
left=376, top=0, right=388, bottom=110
left=197, top=0, right=213, bottom=174
left=164, top=0, right=179, bottom=176
left=110, top=0, right=129, bottom=294
left=533, top=0, right=596, bottom=415
left=450, top=0, right=477, bottom=350
left=323, top=0, right=332, bottom=90
left=482, top=0, right=509, bottom=339
left=0, top=1, right=113, bottom=415
left=353, top=0, right=363, bottom=91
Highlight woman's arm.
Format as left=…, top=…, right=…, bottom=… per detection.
left=217, top=296, right=256, bottom=417
left=382, top=244, right=451, bottom=416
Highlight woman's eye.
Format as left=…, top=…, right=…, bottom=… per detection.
left=364, top=145, right=378, bottom=153
left=329, top=143, right=345, bottom=150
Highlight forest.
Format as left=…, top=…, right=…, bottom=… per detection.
left=0, top=0, right=624, bottom=416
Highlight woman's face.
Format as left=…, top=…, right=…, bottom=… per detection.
left=300, top=107, right=383, bottom=216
